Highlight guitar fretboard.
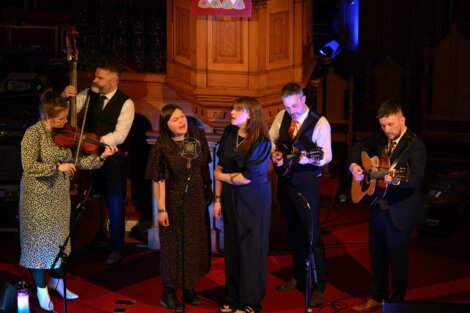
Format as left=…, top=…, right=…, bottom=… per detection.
left=365, top=169, right=388, bottom=180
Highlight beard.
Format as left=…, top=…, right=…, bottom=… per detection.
left=92, top=83, right=105, bottom=94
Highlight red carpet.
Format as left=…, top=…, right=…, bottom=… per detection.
left=1, top=202, right=469, bottom=312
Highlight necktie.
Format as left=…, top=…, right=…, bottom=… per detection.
left=99, top=95, right=107, bottom=111
left=288, top=120, right=298, bottom=140
left=387, top=140, right=396, bottom=157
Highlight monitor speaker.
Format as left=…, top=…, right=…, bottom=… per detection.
left=0, top=146, right=22, bottom=182
left=0, top=281, right=16, bottom=313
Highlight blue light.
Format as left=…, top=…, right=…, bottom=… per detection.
left=340, top=0, right=359, bottom=51
left=319, top=40, right=341, bottom=58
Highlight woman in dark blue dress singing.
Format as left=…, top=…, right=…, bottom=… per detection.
left=213, top=96, right=272, bottom=313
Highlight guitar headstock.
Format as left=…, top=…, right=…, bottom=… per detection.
left=392, top=167, right=408, bottom=183
left=66, top=26, right=78, bottom=63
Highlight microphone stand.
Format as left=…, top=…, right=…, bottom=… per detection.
left=50, top=195, right=90, bottom=313
left=175, top=137, right=200, bottom=310
left=178, top=158, right=192, bottom=310
left=297, top=192, right=318, bottom=313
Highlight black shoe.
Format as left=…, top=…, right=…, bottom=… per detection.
left=106, top=251, right=121, bottom=264
left=161, top=288, right=185, bottom=312
left=275, top=278, right=305, bottom=292
left=182, top=288, right=200, bottom=305
left=308, top=290, right=324, bottom=308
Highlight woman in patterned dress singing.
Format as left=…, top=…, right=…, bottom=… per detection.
left=19, top=94, right=117, bottom=311
left=145, top=103, right=213, bottom=312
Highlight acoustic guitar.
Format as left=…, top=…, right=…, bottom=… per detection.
left=351, top=151, right=408, bottom=204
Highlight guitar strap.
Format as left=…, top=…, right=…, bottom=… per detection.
left=389, top=133, right=416, bottom=170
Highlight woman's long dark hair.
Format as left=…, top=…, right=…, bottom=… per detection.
left=234, top=96, right=269, bottom=152
left=158, top=103, right=190, bottom=152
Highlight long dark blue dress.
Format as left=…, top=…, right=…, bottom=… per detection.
left=217, top=125, right=272, bottom=312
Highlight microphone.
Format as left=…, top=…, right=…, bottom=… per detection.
left=297, top=192, right=311, bottom=210
left=76, top=194, right=100, bottom=209
left=87, top=194, right=100, bottom=200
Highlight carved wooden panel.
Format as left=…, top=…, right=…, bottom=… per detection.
left=421, top=24, right=470, bottom=148
left=207, top=72, right=249, bottom=88
left=431, top=26, right=470, bottom=118
left=213, top=19, right=242, bottom=64
left=175, top=5, right=191, bottom=65
left=208, top=17, right=248, bottom=72
left=269, top=11, right=289, bottom=63
left=266, top=0, right=293, bottom=71
left=166, top=0, right=315, bottom=129
left=365, top=57, right=410, bottom=110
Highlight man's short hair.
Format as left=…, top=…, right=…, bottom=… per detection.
left=281, top=82, right=304, bottom=98
left=376, top=99, right=403, bottom=118
left=99, top=62, right=121, bottom=77
left=96, top=53, right=123, bottom=78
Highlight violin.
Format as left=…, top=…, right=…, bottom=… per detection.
left=53, top=124, right=125, bottom=156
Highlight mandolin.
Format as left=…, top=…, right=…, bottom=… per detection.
left=351, top=151, right=408, bottom=204
left=276, top=143, right=324, bottom=177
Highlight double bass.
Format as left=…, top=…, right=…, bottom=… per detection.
left=64, top=26, right=103, bottom=253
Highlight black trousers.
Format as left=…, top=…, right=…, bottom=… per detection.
left=92, top=154, right=127, bottom=252
left=279, top=178, right=327, bottom=292
left=370, top=209, right=410, bottom=302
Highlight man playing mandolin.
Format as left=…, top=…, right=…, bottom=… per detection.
left=349, top=100, right=427, bottom=311
left=269, top=82, right=332, bottom=308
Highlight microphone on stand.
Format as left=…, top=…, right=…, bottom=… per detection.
left=297, top=191, right=318, bottom=313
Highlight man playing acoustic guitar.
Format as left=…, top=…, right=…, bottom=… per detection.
left=349, top=100, right=427, bottom=311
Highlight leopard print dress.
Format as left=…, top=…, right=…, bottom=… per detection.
left=19, top=120, right=104, bottom=269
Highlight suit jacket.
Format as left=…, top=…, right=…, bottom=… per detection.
left=349, top=128, right=427, bottom=230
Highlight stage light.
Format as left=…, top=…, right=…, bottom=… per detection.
left=318, top=40, right=341, bottom=59
left=17, top=288, right=30, bottom=313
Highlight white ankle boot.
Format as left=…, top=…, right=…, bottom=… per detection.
left=48, top=277, right=79, bottom=300
left=37, top=287, right=54, bottom=311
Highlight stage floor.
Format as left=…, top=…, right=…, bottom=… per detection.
left=1, top=201, right=469, bottom=312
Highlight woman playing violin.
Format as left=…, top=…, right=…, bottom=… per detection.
left=19, top=93, right=117, bottom=311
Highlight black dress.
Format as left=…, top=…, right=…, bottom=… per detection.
left=217, top=125, right=272, bottom=311
left=145, top=126, right=212, bottom=289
